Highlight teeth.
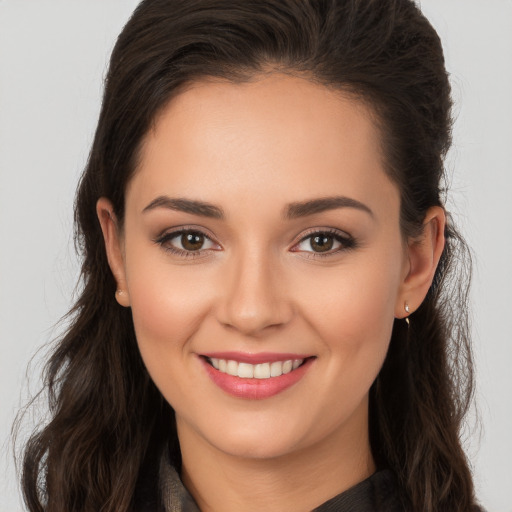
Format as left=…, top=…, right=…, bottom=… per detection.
left=238, top=363, right=254, bottom=378
left=208, top=358, right=304, bottom=379
left=254, top=363, right=270, bottom=379
left=226, top=360, right=238, bottom=377
left=270, top=361, right=282, bottom=377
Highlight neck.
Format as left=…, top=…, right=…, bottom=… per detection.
left=177, top=407, right=375, bottom=512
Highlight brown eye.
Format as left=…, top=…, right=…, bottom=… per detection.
left=292, top=229, right=355, bottom=256
left=310, top=234, right=334, bottom=252
left=181, top=232, right=205, bottom=251
left=156, top=229, right=218, bottom=255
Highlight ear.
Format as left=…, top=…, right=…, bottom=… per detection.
left=395, top=206, right=446, bottom=319
left=96, top=197, right=130, bottom=307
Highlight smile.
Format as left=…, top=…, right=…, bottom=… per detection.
left=208, top=358, right=304, bottom=379
left=201, top=353, right=315, bottom=400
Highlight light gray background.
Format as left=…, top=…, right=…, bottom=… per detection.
left=1, top=1, right=511, bottom=510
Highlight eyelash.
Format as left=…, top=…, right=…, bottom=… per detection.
left=291, top=228, right=357, bottom=258
left=153, top=227, right=219, bottom=259
left=153, top=227, right=356, bottom=259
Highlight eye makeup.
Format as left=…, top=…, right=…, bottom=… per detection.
left=290, top=227, right=357, bottom=258
left=153, top=225, right=358, bottom=260
left=153, top=226, right=221, bottom=259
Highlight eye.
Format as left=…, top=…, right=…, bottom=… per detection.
left=176, top=231, right=210, bottom=251
left=155, top=229, right=220, bottom=256
left=291, top=229, right=355, bottom=255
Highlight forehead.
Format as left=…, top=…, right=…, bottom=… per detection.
left=127, top=73, right=398, bottom=218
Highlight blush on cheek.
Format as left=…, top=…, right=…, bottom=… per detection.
left=309, top=276, right=395, bottom=341
left=132, top=297, right=192, bottom=347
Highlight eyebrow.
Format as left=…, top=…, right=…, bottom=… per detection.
left=142, top=194, right=373, bottom=220
left=142, top=196, right=224, bottom=219
left=284, top=196, right=374, bottom=219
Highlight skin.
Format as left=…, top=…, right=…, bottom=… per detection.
left=98, top=73, right=445, bottom=512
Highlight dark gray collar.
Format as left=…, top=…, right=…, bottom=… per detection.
left=160, top=457, right=200, bottom=512
left=159, top=455, right=402, bottom=512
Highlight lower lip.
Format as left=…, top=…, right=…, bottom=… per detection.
left=201, top=357, right=314, bottom=400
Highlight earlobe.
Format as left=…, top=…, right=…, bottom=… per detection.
left=96, top=197, right=131, bottom=307
left=395, top=206, right=446, bottom=318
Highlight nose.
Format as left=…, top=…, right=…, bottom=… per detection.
left=216, top=249, right=293, bottom=336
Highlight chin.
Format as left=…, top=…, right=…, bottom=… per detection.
left=188, top=414, right=311, bottom=461
left=214, top=432, right=301, bottom=460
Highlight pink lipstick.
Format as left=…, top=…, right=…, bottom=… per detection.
left=200, top=352, right=314, bottom=400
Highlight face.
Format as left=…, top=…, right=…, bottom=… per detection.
left=104, top=74, right=414, bottom=463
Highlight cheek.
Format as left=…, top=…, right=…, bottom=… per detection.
left=297, top=250, right=402, bottom=374
left=124, top=246, right=215, bottom=361
left=125, top=258, right=219, bottom=412
left=130, top=275, right=207, bottom=345
left=296, top=262, right=399, bottom=431
left=305, top=259, right=399, bottom=332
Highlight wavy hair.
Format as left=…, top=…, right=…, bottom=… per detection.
left=19, top=1, right=479, bottom=510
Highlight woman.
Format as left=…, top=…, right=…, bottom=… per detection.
left=20, top=0, right=482, bottom=510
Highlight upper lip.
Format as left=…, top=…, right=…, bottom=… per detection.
left=200, top=351, right=313, bottom=364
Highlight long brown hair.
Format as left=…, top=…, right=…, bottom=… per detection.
left=19, top=1, right=479, bottom=510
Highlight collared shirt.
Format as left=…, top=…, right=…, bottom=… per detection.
left=159, top=456, right=404, bottom=512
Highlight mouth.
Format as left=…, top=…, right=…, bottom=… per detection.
left=200, top=353, right=315, bottom=399
left=205, top=357, right=306, bottom=379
